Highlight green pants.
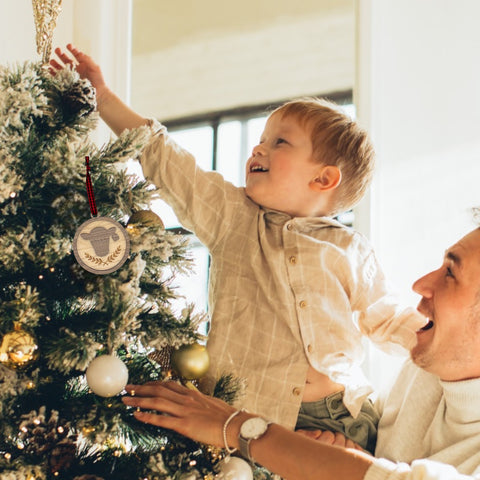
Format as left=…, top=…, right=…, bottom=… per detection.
left=295, top=391, right=379, bottom=454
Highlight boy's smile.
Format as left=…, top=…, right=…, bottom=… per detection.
left=249, top=161, right=268, bottom=173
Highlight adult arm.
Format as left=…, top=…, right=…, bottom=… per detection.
left=123, top=381, right=480, bottom=480
left=50, top=44, right=148, bottom=136
left=122, top=381, right=372, bottom=480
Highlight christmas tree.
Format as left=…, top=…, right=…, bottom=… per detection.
left=0, top=50, right=253, bottom=480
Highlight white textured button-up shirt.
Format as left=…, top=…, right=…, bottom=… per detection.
left=140, top=122, right=426, bottom=429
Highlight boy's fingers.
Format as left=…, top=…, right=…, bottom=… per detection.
left=295, top=429, right=321, bottom=439
left=49, top=59, right=62, bottom=70
left=52, top=47, right=75, bottom=66
left=67, top=44, right=82, bottom=60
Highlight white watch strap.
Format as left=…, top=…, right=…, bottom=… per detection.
left=238, top=433, right=252, bottom=461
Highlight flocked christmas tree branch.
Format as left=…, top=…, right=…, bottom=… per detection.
left=0, top=61, right=259, bottom=480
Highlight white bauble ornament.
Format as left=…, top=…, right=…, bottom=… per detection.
left=86, top=355, right=128, bottom=397
left=217, top=457, right=253, bottom=480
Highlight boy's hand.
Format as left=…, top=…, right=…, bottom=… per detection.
left=50, top=44, right=108, bottom=100
left=296, top=429, right=365, bottom=451
left=50, top=44, right=149, bottom=134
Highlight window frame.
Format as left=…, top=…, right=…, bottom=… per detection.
left=162, top=90, right=353, bottom=236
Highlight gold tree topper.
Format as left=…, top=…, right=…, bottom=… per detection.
left=31, top=0, right=63, bottom=64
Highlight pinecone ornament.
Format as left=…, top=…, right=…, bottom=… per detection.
left=61, top=77, right=97, bottom=121
left=18, top=407, right=77, bottom=474
left=48, top=437, right=78, bottom=475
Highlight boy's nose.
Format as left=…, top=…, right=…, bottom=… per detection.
left=252, top=144, right=265, bottom=156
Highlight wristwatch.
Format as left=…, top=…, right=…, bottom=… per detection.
left=238, top=417, right=272, bottom=463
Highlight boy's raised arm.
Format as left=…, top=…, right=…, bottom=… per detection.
left=50, top=44, right=149, bottom=136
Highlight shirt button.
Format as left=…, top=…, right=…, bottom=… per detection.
left=286, top=223, right=293, bottom=231
left=299, top=300, right=307, bottom=308
left=292, top=387, right=302, bottom=396
left=289, top=256, right=297, bottom=265
left=307, top=344, right=313, bottom=353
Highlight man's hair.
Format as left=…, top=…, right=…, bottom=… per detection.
left=271, top=97, right=375, bottom=215
left=473, top=207, right=480, bottom=225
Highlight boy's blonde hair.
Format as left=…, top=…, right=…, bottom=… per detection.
left=271, top=97, right=375, bottom=216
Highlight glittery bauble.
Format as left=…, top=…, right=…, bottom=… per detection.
left=217, top=457, right=253, bottom=480
left=170, top=343, right=210, bottom=380
left=0, top=326, right=39, bottom=370
left=127, top=210, right=164, bottom=231
left=86, top=355, right=128, bottom=397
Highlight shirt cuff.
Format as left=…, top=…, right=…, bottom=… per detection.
left=364, top=458, right=409, bottom=480
left=364, top=458, right=470, bottom=480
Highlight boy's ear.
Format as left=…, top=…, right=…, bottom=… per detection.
left=310, top=165, right=342, bottom=192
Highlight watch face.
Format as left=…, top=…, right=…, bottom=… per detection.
left=240, top=417, right=269, bottom=439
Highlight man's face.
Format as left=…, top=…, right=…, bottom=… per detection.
left=411, top=228, right=480, bottom=380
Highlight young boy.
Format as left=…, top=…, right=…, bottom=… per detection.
left=51, top=45, right=426, bottom=453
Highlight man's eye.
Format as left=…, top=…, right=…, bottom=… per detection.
left=446, top=266, right=455, bottom=278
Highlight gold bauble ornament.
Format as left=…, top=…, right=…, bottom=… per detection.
left=127, top=210, right=164, bottom=233
left=0, top=324, right=39, bottom=370
left=170, top=343, right=210, bottom=380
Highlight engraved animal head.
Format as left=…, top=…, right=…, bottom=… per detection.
left=81, top=226, right=119, bottom=257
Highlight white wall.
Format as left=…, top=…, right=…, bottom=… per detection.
left=357, top=0, right=480, bottom=386
left=0, top=0, right=72, bottom=64
left=130, top=1, right=355, bottom=119
left=357, top=0, right=480, bottom=303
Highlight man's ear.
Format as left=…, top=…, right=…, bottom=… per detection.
left=310, top=165, right=342, bottom=192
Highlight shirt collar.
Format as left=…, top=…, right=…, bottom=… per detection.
left=261, top=207, right=347, bottom=230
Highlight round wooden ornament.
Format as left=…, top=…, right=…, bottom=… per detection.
left=73, top=216, right=130, bottom=275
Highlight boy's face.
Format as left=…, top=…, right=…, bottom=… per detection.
left=245, top=113, right=322, bottom=216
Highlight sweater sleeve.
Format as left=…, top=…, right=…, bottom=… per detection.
left=365, top=458, right=478, bottom=480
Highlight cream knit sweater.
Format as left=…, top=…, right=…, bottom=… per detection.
left=365, top=360, right=480, bottom=480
